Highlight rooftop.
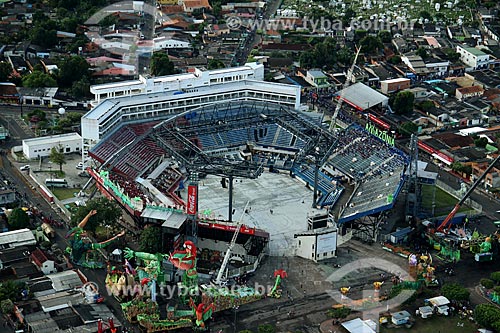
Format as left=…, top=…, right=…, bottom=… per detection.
left=460, top=46, right=488, bottom=56
left=23, top=132, right=82, bottom=145
left=337, top=82, right=389, bottom=110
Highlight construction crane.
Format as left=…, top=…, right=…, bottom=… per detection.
left=329, top=46, right=362, bottom=131
left=214, top=201, right=250, bottom=286
left=436, top=154, right=500, bottom=233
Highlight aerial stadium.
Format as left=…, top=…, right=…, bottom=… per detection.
left=81, top=62, right=409, bottom=274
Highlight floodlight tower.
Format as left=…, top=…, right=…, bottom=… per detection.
left=329, top=46, right=362, bottom=131
left=405, top=134, right=420, bottom=218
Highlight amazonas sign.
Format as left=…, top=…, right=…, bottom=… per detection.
left=365, top=123, right=395, bottom=146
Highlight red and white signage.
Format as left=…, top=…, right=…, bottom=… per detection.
left=187, top=185, right=197, bottom=215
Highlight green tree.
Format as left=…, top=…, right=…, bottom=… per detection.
left=70, top=197, right=122, bottom=233
left=474, top=137, right=488, bottom=148
left=416, top=47, right=428, bottom=59
left=481, top=278, right=495, bottom=289
left=150, top=52, right=176, bottom=77
left=490, top=271, right=500, bottom=284
left=378, top=30, right=392, bottom=43
left=49, top=146, right=66, bottom=172
left=58, top=55, right=90, bottom=87
left=30, top=26, right=57, bottom=48
left=27, top=109, right=47, bottom=122
left=441, top=283, right=470, bottom=301
left=342, top=7, right=356, bottom=27
left=392, top=91, right=414, bottom=115
left=238, top=331, right=253, bottom=333
left=71, top=77, right=91, bottom=99
left=388, top=56, right=402, bottom=65
left=474, top=304, right=500, bottom=328
left=0, top=62, right=13, bottom=82
left=360, top=36, right=383, bottom=55
left=327, top=306, right=351, bottom=318
left=207, top=59, right=225, bottom=70
left=399, top=122, right=418, bottom=136
left=7, top=208, right=30, bottom=230
left=0, top=299, right=14, bottom=314
left=22, top=71, right=57, bottom=88
left=139, top=225, right=162, bottom=253
left=0, top=280, right=23, bottom=302
left=257, top=324, right=276, bottom=333
left=419, top=10, right=432, bottom=21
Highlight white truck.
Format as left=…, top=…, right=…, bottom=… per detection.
left=427, top=296, right=450, bottom=315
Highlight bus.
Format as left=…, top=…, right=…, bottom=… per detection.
left=45, top=178, right=68, bottom=188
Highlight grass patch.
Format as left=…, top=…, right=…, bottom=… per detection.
left=51, top=187, right=81, bottom=200
left=421, top=185, right=471, bottom=216
left=381, top=315, right=477, bottom=333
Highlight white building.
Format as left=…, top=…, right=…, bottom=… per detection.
left=456, top=45, right=490, bottom=70
left=0, top=229, right=36, bottom=249
left=23, top=133, right=82, bottom=159
left=294, top=227, right=337, bottom=262
left=90, top=62, right=264, bottom=105
left=153, top=37, right=191, bottom=51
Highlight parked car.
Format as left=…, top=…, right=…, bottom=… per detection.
left=76, top=162, right=84, bottom=169
left=20, top=165, right=30, bottom=171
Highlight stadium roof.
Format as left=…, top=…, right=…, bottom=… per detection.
left=337, top=82, right=389, bottom=111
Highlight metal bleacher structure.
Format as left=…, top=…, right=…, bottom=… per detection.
left=89, top=100, right=408, bottom=231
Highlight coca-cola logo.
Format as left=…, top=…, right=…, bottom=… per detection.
left=187, top=186, right=196, bottom=214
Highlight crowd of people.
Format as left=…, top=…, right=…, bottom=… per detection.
left=108, top=173, right=149, bottom=204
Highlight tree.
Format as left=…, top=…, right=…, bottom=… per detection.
left=416, top=47, right=428, bottom=59
left=207, top=59, right=225, bottom=70
left=257, top=325, right=276, bottom=333
left=490, top=271, right=500, bottom=284
left=360, top=36, right=383, bottom=55
left=474, top=137, right=488, bottom=148
left=392, top=91, right=414, bottom=115
left=0, top=299, right=14, bottom=314
left=49, top=146, right=66, bottom=172
left=481, top=278, right=495, bottom=289
left=139, top=225, right=162, bottom=253
left=70, top=197, right=122, bottom=233
left=22, top=71, right=57, bottom=88
left=0, top=280, right=23, bottom=302
left=327, top=306, right=351, bottom=318
left=378, top=30, right=392, bottom=43
left=441, top=283, right=470, bottom=301
left=419, top=10, right=432, bottom=21
left=399, top=121, right=418, bottom=136
left=150, top=53, right=176, bottom=77
left=30, top=26, right=57, bottom=48
left=58, top=55, right=90, bottom=87
left=388, top=56, right=402, bottom=65
left=474, top=304, right=500, bottom=328
left=71, top=77, right=91, bottom=99
left=0, top=62, right=13, bottom=82
left=7, top=208, right=30, bottom=230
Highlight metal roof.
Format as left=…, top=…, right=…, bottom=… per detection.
left=342, top=318, right=377, bottom=333
left=338, top=82, right=389, bottom=111
left=0, top=228, right=36, bottom=249
left=47, top=270, right=84, bottom=292
left=22, top=132, right=82, bottom=146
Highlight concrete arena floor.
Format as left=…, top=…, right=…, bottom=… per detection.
left=193, top=171, right=314, bottom=256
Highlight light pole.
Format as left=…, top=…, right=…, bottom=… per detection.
left=233, top=306, right=239, bottom=333
left=312, top=146, right=320, bottom=208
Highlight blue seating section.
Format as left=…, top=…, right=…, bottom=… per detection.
left=292, top=165, right=344, bottom=207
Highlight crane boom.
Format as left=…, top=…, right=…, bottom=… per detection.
left=329, top=46, right=362, bottom=131
left=214, top=201, right=250, bottom=285
left=436, top=154, right=500, bottom=233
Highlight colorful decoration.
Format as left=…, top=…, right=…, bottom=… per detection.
left=189, top=298, right=215, bottom=328
left=169, top=240, right=197, bottom=276
left=65, top=210, right=125, bottom=268
left=480, top=237, right=492, bottom=253
left=268, top=269, right=287, bottom=298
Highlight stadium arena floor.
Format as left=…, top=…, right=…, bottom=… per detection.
left=191, top=171, right=314, bottom=256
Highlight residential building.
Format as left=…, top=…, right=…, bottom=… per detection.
left=31, top=248, right=56, bottom=275
left=0, top=229, right=36, bottom=249
left=0, top=189, right=17, bottom=206
left=153, top=37, right=191, bottom=51
left=472, top=161, right=500, bottom=188
left=456, top=85, right=484, bottom=101
left=182, top=0, right=211, bottom=13
left=380, top=78, right=411, bottom=94
left=456, top=45, right=490, bottom=70
left=303, top=70, right=329, bottom=88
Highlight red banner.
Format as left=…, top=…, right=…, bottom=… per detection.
left=187, top=185, right=197, bottom=215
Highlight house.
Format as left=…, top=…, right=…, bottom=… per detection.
left=31, top=248, right=56, bottom=275
left=380, top=78, right=410, bottom=94
left=304, top=69, right=329, bottom=88
left=423, top=57, right=450, bottom=78
left=401, top=55, right=430, bottom=78
left=0, top=82, right=20, bottom=104
left=0, top=229, right=36, bottom=249
left=0, top=246, right=30, bottom=270
left=22, top=132, right=82, bottom=159
left=18, top=87, right=59, bottom=107
left=471, top=160, right=500, bottom=188
left=456, top=45, right=490, bottom=70
left=25, top=44, right=50, bottom=59
left=0, top=189, right=17, bottom=206
left=182, top=0, right=211, bottom=13
left=153, top=36, right=191, bottom=50
left=456, top=85, right=484, bottom=101
left=7, top=54, right=27, bottom=73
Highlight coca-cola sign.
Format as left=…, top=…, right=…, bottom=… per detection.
left=187, top=185, right=197, bottom=215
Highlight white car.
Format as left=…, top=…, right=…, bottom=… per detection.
left=76, top=162, right=84, bottom=170
left=20, top=165, right=30, bottom=171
